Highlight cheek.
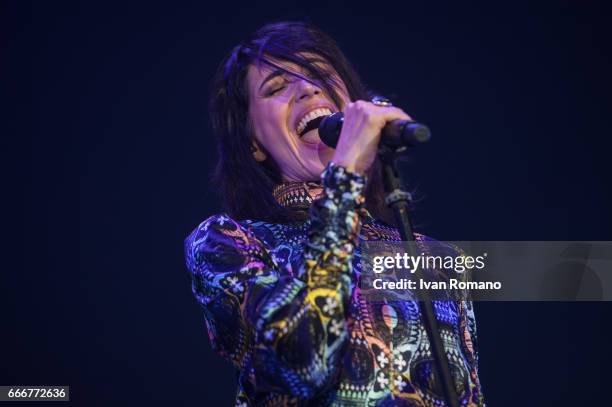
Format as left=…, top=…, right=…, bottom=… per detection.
left=250, top=101, right=291, bottom=146
left=337, top=90, right=351, bottom=108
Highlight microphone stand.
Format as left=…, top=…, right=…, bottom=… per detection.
left=378, top=144, right=460, bottom=407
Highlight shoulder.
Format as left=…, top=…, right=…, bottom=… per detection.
left=362, top=218, right=465, bottom=258
left=185, top=213, right=244, bottom=247
left=184, top=213, right=283, bottom=272
left=185, top=214, right=285, bottom=247
left=184, top=214, right=253, bottom=270
left=415, top=233, right=466, bottom=257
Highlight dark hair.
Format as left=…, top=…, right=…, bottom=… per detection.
left=209, top=21, right=392, bottom=223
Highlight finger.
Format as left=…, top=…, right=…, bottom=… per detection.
left=374, top=105, right=413, bottom=122
left=362, top=100, right=411, bottom=119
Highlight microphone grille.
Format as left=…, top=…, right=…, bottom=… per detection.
left=318, top=112, right=344, bottom=148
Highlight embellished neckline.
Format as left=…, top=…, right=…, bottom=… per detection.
left=272, top=181, right=324, bottom=209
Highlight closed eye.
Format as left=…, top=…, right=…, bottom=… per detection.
left=267, top=85, right=286, bottom=96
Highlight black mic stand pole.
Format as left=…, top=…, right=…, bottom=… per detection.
left=378, top=144, right=460, bottom=407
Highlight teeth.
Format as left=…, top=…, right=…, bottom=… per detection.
left=296, top=108, right=332, bottom=135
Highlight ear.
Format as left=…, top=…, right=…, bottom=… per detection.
left=251, top=139, right=267, bottom=162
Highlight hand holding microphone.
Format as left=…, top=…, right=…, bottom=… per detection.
left=326, top=98, right=430, bottom=175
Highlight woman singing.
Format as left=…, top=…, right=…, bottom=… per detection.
left=185, top=21, right=484, bottom=406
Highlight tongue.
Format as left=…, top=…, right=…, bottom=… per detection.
left=299, top=116, right=325, bottom=137
left=301, top=128, right=320, bottom=143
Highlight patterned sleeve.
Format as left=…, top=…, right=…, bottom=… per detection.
left=451, top=245, right=484, bottom=402
left=459, top=299, right=484, bottom=404
left=184, top=162, right=365, bottom=397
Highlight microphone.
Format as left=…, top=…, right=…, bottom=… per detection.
left=318, top=112, right=431, bottom=149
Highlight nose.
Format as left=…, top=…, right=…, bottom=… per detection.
left=295, top=77, right=322, bottom=101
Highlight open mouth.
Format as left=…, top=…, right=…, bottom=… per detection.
left=296, top=107, right=333, bottom=138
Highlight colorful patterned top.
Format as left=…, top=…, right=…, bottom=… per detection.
left=184, top=162, right=485, bottom=406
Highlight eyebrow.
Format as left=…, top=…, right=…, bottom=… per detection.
left=305, top=57, right=328, bottom=65
left=258, top=58, right=334, bottom=92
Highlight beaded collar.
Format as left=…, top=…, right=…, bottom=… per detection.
left=272, top=179, right=376, bottom=222
left=272, top=181, right=324, bottom=210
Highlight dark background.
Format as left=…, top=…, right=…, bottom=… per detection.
left=4, top=0, right=612, bottom=405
